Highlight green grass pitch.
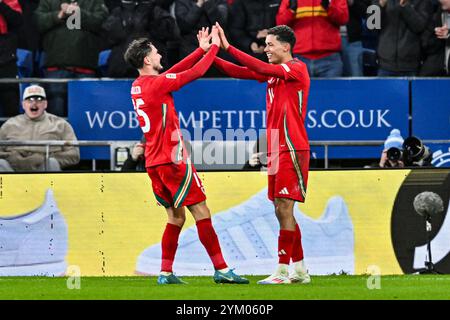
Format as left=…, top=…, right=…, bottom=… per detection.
left=1, top=275, right=450, bottom=300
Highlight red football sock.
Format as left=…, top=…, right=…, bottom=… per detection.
left=160, top=223, right=182, bottom=273
left=291, top=224, right=304, bottom=263
left=196, top=218, right=228, bottom=270
left=278, top=229, right=295, bottom=265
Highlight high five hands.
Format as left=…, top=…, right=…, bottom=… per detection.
left=197, top=23, right=230, bottom=52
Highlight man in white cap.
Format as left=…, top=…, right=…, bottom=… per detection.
left=0, top=84, right=80, bottom=171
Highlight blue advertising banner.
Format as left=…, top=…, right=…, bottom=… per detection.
left=68, top=80, right=140, bottom=159
left=68, top=79, right=410, bottom=160
left=304, top=79, right=409, bottom=159
left=412, top=79, right=450, bottom=167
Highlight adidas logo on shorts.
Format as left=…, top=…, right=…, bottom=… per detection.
left=279, top=187, right=289, bottom=195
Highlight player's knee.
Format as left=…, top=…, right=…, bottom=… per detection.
left=167, top=208, right=186, bottom=226
left=168, top=214, right=186, bottom=227
left=275, top=200, right=291, bottom=216
left=188, top=202, right=211, bottom=221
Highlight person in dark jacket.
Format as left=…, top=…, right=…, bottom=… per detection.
left=0, top=0, right=22, bottom=118
left=102, top=0, right=179, bottom=77
left=175, top=0, right=227, bottom=59
left=228, top=0, right=280, bottom=61
left=373, top=0, right=432, bottom=76
left=121, top=140, right=146, bottom=171
left=341, top=0, right=371, bottom=76
left=35, top=0, right=108, bottom=116
left=17, top=0, right=39, bottom=52
left=420, top=0, right=450, bottom=76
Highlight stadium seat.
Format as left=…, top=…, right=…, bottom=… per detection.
left=98, top=49, right=111, bottom=77
left=35, top=51, right=47, bottom=77
left=16, top=49, right=33, bottom=78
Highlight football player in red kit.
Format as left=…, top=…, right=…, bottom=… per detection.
left=213, top=23, right=311, bottom=284
left=124, top=27, right=248, bottom=285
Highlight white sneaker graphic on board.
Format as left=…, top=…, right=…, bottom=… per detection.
left=0, top=189, right=68, bottom=276
left=136, top=189, right=354, bottom=276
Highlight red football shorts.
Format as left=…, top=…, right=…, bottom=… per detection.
left=267, top=150, right=310, bottom=203
left=146, top=160, right=206, bottom=208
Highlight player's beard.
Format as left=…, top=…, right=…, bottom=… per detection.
left=153, top=62, right=163, bottom=73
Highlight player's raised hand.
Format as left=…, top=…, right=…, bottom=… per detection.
left=211, top=25, right=221, bottom=47
left=215, top=22, right=230, bottom=50
left=197, top=27, right=212, bottom=52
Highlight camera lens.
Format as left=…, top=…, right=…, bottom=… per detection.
left=387, top=147, right=402, bottom=161
left=403, top=136, right=424, bottom=161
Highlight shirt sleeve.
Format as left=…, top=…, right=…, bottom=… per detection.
left=227, top=45, right=307, bottom=82
left=147, top=45, right=220, bottom=93
left=164, top=47, right=205, bottom=74
left=214, top=57, right=269, bottom=82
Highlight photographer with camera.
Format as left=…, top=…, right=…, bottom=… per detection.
left=379, top=129, right=433, bottom=168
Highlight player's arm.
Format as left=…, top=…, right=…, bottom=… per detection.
left=213, top=57, right=268, bottom=82
left=149, top=44, right=219, bottom=93
left=164, top=47, right=205, bottom=74
left=215, top=23, right=299, bottom=80
left=164, top=27, right=212, bottom=74
left=227, top=45, right=289, bottom=79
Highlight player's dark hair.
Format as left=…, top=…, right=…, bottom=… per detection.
left=267, top=25, right=296, bottom=53
left=124, top=38, right=153, bottom=69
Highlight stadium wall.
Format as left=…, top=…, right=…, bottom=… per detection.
left=0, top=169, right=449, bottom=276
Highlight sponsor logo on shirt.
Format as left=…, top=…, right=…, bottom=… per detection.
left=131, top=86, right=141, bottom=94
left=166, top=73, right=177, bottom=79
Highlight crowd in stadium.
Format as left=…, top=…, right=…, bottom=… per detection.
left=0, top=0, right=448, bottom=171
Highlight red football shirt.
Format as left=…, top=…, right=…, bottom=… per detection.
left=214, top=46, right=310, bottom=154
left=130, top=46, right=219, bottom=167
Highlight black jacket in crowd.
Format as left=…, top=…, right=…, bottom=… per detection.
left=228, top=0, right=280, bottom=59
left=175, top=0, right=228, bottom=58
left=102, top=1, right=179, bottom=77
left=0, top=0, right=23, bottom=66
left=347, top=0, right=371, bottom=43
left=420, top=7, right=450, bottom=76
left=17, top=0, right=40, bottom=51
left=374, top=0, right=433, bottom=73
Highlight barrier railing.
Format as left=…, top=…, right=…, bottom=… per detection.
left=1, top=139, right=449, bottom=170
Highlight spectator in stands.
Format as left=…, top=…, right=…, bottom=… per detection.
left=35, top=0, right=108, bottom=116
left=242, top=132, right=267, bottom=171
left=276, top=0, right=349, bottom=77
left=155, top=0, right=176, bottom=10
left=17, top=0, right=39, bottom=54
left=341, top=0, right=370, bottom=76
left=420, top=0, right=450, bottom=76
left=121, top=138, right=146, bottom=171
left=373, top=0, right=432, bottom=77
left=228, top=0, right=281, bottom=61
left=102, top=0, right=179, bottom=77
left=104, top=0, right=122, bottom=10
left=0, top=85, right=80, bottom=172
left=175, top=0, right=228, bottom=59
left=0, top=0, right=22, bottom=117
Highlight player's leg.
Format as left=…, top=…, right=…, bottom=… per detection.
left=259, top=151, right=310, bottom=284
left=157, top=206, right=187, bottom=284
left=147, top=166, right=186, bottom=284
left=187, top=200, right=249, bottom=284
left=290, top=222, right=310, bottom=284
left=288, top=150, right=311, bottom=283
left=258, top=198, right=296, bottom=284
